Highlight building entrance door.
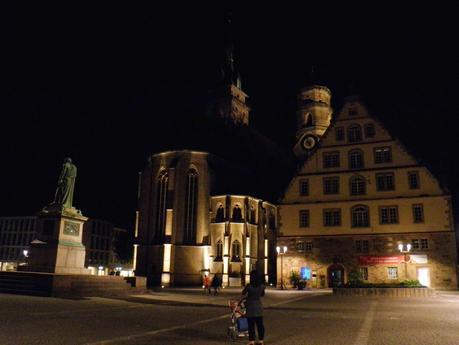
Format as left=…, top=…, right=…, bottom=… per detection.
left=327, top=264, right=344, bottom=287
left=417, top=267, right=430, bottom=287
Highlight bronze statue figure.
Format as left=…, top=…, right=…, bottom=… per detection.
left=52, top=157, right=77, bottom=208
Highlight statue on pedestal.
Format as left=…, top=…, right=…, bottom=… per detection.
left=52, top=157, right=77, bottom=209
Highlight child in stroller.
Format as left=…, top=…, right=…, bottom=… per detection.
left=227, top=298, right=249, bottom=341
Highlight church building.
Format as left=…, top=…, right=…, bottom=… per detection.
left=278, top=87, right=458, bottom=289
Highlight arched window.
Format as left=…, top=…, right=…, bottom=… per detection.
left=231, top=240, right=241, bottom=261
left=184, top=169, right=198, bottom=244
left=349, top=149, right=364, bottom=169
left=215, top=240, right=223, bottom=261
left=154, top=170, right=168, bottom=243
left=215, top=203, right=225, bottom=222
left=348, top=124, right=362, bottom=143
left=249, top=206, right=256, bottom=224
left=350, top=176, right=366, bottom=195
left=351, top=205, right=369, bottom=227
left=232, top=204, right=243, bottom=222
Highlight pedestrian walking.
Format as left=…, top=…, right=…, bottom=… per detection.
left=211, top=274, right=221, bottom=295
left=203, top=274, right=211, bottom=295
left=242, top=270, right=265, bottom=345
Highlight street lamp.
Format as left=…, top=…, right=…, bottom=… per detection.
left=398, top=243, right=411, bottom=280
left=276, top=245, right=287, bottom=290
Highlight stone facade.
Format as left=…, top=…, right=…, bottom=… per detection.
left=279, top=94, right=458, bottom=289
left=135, top=150, right=277, bottom=287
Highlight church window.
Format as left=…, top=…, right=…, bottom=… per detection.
left=364, top=123, right=375, bottom=138
left=184, top=169, right=198, bottom=244
left=408, top=171, right=420, bottom=189
left=374, top=147, right=392, bottom=163
left=299, top=179, right=309, bottom=196
left=323, top=209, right=341, bottom=226
left=348, top=124, right=362, bottom=143
left=376, top=173, right=395, bottom=191
left=335, top=127, right=345, bottom=141
left=349, top=149, right=364, bottom=169
left=323, top=177, right=340, bottom=194
left=215, top=204, right=225, bottom=222
left=249, top=206, right=256, bottom=224
left=351, top=205, right=370, bottom=227
left=412, top=204, right=424, bottom=223
left=215, top=240, right=223, bottom=261
left=232, top=204, right=243, bottom=222
left=154, top=170, right=168, bottom=243
left=323, top=152, right=340, bottom=168
left=299, top=210, right=310, bottom=228
left=350, top=176, right=366, bottom=195
left=379, top=206, right=399, bottom=224
left=231, top=240, right=241, bottom=261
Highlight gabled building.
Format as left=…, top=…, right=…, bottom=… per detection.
left=278, top=92, right=457, bottom=289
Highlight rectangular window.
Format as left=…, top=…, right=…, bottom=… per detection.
left=355, top=240, right=369, bottom=253
left=387, top=267, right=398, bottom=280
left=379, top=206, right=399, bottom=224
left=412, top=204, right=424, bottom=223
left=298, top=241, right=313, bottom=252
left=421, top=239, right=429, bottom=250
left=323, top=209, right=341, bottom=226
left=364, top=123, right=375, bottom=138
left=299, top=179, right=309, bottom=196
left=323, top=152, right=340, bottom=168
left=408, top=171, right=420, bottom=189
left=359, top=267, right=369, bottom=280
left=335, top=127, right=345, bottom=141
left=376, top=173, right=395, bottom=191
left=323, top=177, right=340, bottom=194
left=299, top=210, right=310, bottom=228
left=411, top=239, right=420, bottom=250
left=374, top=147, right=392, bottom=163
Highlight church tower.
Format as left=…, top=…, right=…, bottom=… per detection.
left=293, top=84, right=333, bottom=158
left=209, top=17, right=250, bottom=126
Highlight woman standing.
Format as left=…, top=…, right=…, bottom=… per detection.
left=242, top=270, right=265, bottom=345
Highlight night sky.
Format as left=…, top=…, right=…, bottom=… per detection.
left=1, top=3, right=458, bottom=230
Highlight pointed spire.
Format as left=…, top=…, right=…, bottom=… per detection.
left=220, top=12, right=241, bottom=88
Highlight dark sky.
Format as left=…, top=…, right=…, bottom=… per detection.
left=1, top=2, right=458, bottom=229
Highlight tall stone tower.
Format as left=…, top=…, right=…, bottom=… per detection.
left=293, top=85, right=333, bottom=158
left=209, top=17, right=250, bottom=126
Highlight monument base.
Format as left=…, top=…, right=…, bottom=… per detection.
left=26, top=206, right=89, bottom=275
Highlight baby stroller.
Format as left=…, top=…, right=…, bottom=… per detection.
left=227, top=298, right=249, bottom=341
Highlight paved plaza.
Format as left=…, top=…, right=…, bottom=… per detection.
left=1, top=288, right=459, bottom=345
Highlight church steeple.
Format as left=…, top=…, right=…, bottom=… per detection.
left=210, top=14, right=250, bottom=126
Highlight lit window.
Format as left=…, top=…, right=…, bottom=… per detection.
left=335, top=127, right=345, bottom=141
left=299, top=210, right=310, bottom=228
left=374, top=147, right=392, bottom=163
left=155, top=170, right=169, bottom=243
left=184, top=169, right=198, bottom=244
left=356, top=240, right=369, bottom=253
left=408, top=171, right=420, bottom=189
left=359, top=267, right=369, bottom=280
left=376, top=173, right=395, bottom=191
left=348, top=125, right=362, bottom=143
left=323, top=209, right=341, bottom=226
left=349, top=150, right=364, bottom=169
left=323, top=177, right=340, bottom=194
left=351, top=206, right=369, bottom=227
left=379, top=206, right=399, bottom=224
left=421, top=239, right=429, bottom=250
left=323, top=152, right=340, bottom=168
left=350, top=176, right=366, bottom=195
left=412, top=204, right=424, bottom=223
left=299, top=179, right=309, bottom=196
left=231, top=240, right=241, bottom=261
left=387, top=267, right=398, bottom=280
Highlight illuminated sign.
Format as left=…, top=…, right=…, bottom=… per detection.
left=359, top=255, right=404, bottom=265
left=300, top=267, right=311, bottom=280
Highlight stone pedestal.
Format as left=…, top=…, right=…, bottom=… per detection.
left=26, top=205, right=89, bottom=274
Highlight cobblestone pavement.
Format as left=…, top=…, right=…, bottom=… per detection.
left=1, top=289, right=459, bottom=345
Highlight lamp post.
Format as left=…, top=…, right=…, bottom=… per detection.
left=276, top=245, right=287, bottom=290
left=398, top=243, right=411, bottom=281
